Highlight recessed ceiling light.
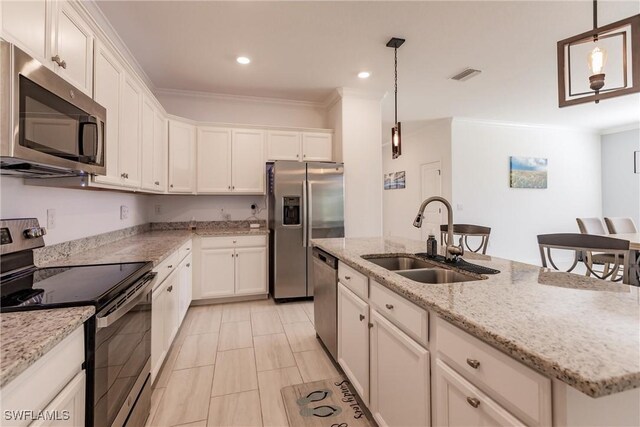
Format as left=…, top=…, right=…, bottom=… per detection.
left=237, top=56, right=251, bottom=65
left=358, top=71, right=371, bottom=79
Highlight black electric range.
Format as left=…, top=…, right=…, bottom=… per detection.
left=0, top=218, right=156, bottom=427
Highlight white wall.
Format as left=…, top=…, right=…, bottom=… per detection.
left=0, top=177, right=148, bottom=245
left=156, top=90, right=327, bottom=129
left=337, top=89, right=384, bottom=238
left=451, top=119, right=602, bottom=265
left=147, top=194, right=267, bottom=222
left=601, top=128, right=640, bottom=227
left=382, top=119, right=452, bottom=240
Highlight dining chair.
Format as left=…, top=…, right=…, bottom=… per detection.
left=576, top=217, right=608, bottom=235
left=440, top=224, right=491, bottom=255
left=604, top=217, right=638, bottom=234
left=537, top=233, right=630, bottom=284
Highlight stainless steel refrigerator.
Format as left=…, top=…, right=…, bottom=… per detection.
left=268, top=161, right=344, bottom=300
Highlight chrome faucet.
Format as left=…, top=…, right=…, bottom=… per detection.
left=413, top=196, right=464, bottom=262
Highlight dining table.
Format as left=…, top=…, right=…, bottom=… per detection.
left=610, top=233, right=640, bottom=286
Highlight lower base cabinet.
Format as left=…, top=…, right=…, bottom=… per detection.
left=435, top=359, right=525, bottom=427
left=337, top=282, right=370, bottom=404
left=31, top=371, right=86, bottom=427
left=370, top=309, right=430, bottom=427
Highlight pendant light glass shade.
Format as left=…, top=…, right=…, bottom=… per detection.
left=588, top=44, right=607, bottom=90
left=392, top=122, right=401, bottom=159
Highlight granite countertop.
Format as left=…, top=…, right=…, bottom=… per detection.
left=311, top=236, right=640, bottom=398
left=37, top=228, right=268, bottom=268
left=0, top=306, right=95, bottom=388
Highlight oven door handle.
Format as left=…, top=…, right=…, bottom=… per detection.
left=96, top=272, right=157, bottom=329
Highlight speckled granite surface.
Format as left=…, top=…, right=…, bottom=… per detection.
left=0, top=306, right=94, bottom=388
left=151, top=220, right=267, bottom=231
left=311, top=237, right=640, bottom=398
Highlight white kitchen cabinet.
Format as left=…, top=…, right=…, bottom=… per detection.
left=169, top=120, right=196, bottom=193
left=164, top=271, right=180, bottom=349
left=178, top=253, right=193, bottom=322
left=141, top=98, right=167, bottom=192
left=435, top=359, right=525, bottom=427
left=50, top=0, right=93, bottom=95
left=197, top=127, right=232, bottom=193
left=231, top=129, right=265, bottom=193
left=151, top=281, right=167, bottom=382
left=0, top=0, right=48, bottom=62
left=92, top=41, right=122, bottom=187
left=266, top=130, right=301, bottom=161
left=196, top=236, right=268, bottom=300
left=118, top=74, right=142, bottom=188
left=153, top=112, right=168, bottom=192
left=31, top=371, right=85, bottom=427
left=370, top=309, right=430, bottom=427
left=337, top=283, right=370, bottom=404
left=235, top=246, right=267, bottom=295
left=199, top=248, right=236, bottom=298
left=302, top=132, right=332, bottom=162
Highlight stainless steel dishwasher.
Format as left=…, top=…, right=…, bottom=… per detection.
left=312, top=247, right=338, bottom=360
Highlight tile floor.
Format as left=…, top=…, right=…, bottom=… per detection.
left=147, top=298, right=340, bottom=427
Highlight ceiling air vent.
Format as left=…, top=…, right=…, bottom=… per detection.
left=450, top=68, right=481, bottom=81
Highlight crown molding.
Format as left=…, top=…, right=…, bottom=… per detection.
left=599, top=122, right=640, bottom=135
left=155, top=87, right=327, bottom=110
left=165, top=114, right=333, bottom=133
left=77, top=0, right=157, bottom=92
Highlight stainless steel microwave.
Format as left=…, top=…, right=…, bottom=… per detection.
left=0, top=40, right=106, bottom=177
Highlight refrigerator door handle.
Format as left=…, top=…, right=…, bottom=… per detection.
left=307, top=180, right=313, bottom=246
left=302, top=180, right=308, bottom=247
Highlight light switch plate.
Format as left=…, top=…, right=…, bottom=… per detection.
left=120, top=205, right=129, bottom=220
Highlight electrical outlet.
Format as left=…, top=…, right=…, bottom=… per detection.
left=120, top=205, right=129, bottom=220
left=154, top=204, right=162, bottom=215
left=47, top=209, right=56, bottom=229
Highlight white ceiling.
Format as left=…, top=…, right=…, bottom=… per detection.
left=96, top=1, right=640, bottom=131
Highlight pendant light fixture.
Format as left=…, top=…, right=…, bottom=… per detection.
left=387, top=37, right=405, bottom=159
left=557, top=2, right=640, bottom=107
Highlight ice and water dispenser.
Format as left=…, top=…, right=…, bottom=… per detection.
left=283, top=196, right=301, bottom=225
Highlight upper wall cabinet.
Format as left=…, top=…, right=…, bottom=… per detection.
left=118, top=75, right=142, bottom=188
left=51, top=1, right=93, bottom=95
left=196, top=127, right=265, bottom=195
left=169, top=120, right=196, bottom=193
left=267, top=131, right=332, bottom=162
left=1, top=0, right=94, bottom=95
left=0, top=0, right=48, bottom=63
left=231, top=129, right=265, bottom=194
left=141, top=97, right=167, bottom=192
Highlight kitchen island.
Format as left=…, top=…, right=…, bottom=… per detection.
left=312, top=236, right=640, bottom=427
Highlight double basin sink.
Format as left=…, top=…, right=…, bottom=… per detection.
left=362, top=255, right=480, bottom=284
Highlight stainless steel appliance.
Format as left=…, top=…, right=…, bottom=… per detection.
left=311, top=248, right=338, bottom=359
left=267, top=161, right=344, bottom=300
left=0, top=40, right=106, bottom=177
left=0, top=219, right=155, bottom=427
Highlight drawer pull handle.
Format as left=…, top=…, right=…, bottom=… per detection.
left=359, top=314, right=365, bottom=321
left=466, top=397, right=480, bottom=408
left=344, top=275, right=351, bottom=280
left=385, top=304, right=394, bottom=310
left=466, top=358, right=480, bottom=369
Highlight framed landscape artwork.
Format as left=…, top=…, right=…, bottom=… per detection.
left=384, top=171, right=406, bottom=190
left=510, top=157, right=548, bottom=189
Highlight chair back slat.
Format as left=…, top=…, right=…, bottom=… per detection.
left=537, top=233, right=630, bottom=284
left=440, top=224, right=491, bottom=254
left=604, top=217, right=638, bottom=234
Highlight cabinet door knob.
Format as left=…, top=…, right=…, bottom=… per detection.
left=466, top=397, right=480, bottom=408
left=121, top=173, right=126, bottom=178
left=385, top=304, right=394, bottom=310
left=167, top=285, right=173, bottom=292
left=368, top=322, right=374, bottom=328
left=170, top=184, right=174, bottom=188
left=167, top=265, right=173, bottom=269
left=155, top=181, right=160, bottom=185
left=359, top=314, right=365, bottom=321
left=344, top=275, right=351, bottom=280
left=51, top=55, right=66, bottom=68
left=466, top=358, right=480, bottom=369
left=186, top=263, right=191, bottom=267
left=232, top=186, right=235, bottom=190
